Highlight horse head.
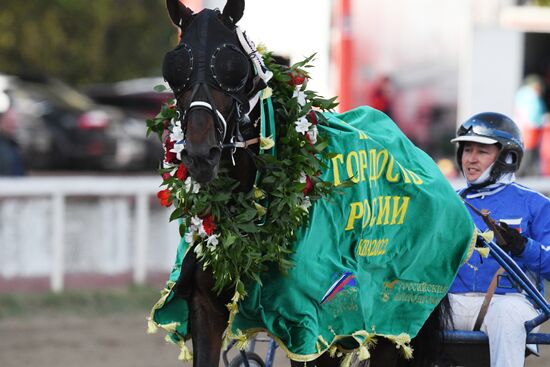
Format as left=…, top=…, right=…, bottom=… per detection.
left=163, top=0, right=263, bottom=184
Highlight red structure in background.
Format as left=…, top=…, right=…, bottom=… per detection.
left=332, top=0, right=354, bottom=112
left=541, top=124, right=550, bottom=176
left=184, top=0, right=202, bottom=10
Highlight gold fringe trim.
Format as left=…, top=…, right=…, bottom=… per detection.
left=351, top=331, right=376, bottom=362
left=357, top=345, right=370, bottom=361
left=151, top=282, right=421, bottom=366
left=475, top=247, right=490, bottom=258
left=383, top=333, right=413, bottom=359
left=177, top=341, right=193, bottom=362
left=223, top=324, right=417, bottom=364
left=148, top=281, right=190, bottom=362
left=480, top=230, right=494, bottom=243
left=340, top=352, right=353, bottom=367
left=147, top=318, right=158, bottom=334
left=161, top=322, right=180, bottom=334
left=233, top=329, right=250, bottom=350
left=463, top=228, right=478, bottom=264
left=223, top=289, right=243, bottom=348
left=147, top=281, right=184, bottom=337
left=317, top=335, right=330, bottom=349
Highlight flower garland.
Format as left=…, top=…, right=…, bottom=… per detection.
left=146, top=52, right=338, bottom=296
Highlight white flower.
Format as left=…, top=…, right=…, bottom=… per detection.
left=197, top=224, right=208, bottom=238
left=193, top=243, right=204, bottom=257
left=206, top=235, right=219, bottom=251
left=190, top=215, right=202, bottom=228
left=293, top=89, right=306, bottom=106
left=192, top=182, right=201, bottom=194
left=307, top=125, right=318, bottom=144
left=184, top=231, right=196, bottom=245
left=184, top=177, right=201, bottom=194
left=170, top=123, right=184, bottom=142
left=299, top=171, right=307, bottom=183
left=189, top=216, right=208, bottom=237
left=300, top=196, right=312, bottom=211
left=294, top=117, right=311, bottom=135
left=170, top=142, right=185, bottom=160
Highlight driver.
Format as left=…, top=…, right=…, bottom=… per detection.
left=448, top=112, right=550, bottom=367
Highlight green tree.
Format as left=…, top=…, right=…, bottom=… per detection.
left=0, top=0, right=178, bottom=85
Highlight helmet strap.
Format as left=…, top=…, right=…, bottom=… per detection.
left=467, top=163, right=495, bottom=186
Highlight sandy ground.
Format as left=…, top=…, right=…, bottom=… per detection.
left=0, top=311, right=548, bottom=367
left=0, top=312, right=550, bottom=367
left=0, top=312, right=289, bottom=367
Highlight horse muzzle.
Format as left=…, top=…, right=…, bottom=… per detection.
left=181, top=145, right=222, bottom=183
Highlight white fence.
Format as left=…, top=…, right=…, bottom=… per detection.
left=0, top=176, right=180, bottom=293
left=1, top=176, right=550, bottom=293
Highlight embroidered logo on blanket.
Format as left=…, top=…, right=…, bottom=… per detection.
left=321, top=272, right=357, bottom=304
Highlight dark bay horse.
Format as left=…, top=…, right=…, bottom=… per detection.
left=161, top=1, right=451, bottom=366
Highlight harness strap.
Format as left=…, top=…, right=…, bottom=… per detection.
left=473, top=266, right=505, bottom=331
left=189, top=101, right=228, bottom=139
left=223, top=137, right=260, bottom=149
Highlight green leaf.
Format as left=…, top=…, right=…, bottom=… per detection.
left=235, top=208, right=258, bottom=223
left=314, top=140, right=329, bottom=152
left=236, top=222, right=260, bottom=233
left=224, top=233, right=237, bottom=248
left=169, top=207, right=185, bottom=222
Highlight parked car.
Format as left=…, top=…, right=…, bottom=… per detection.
left=0, top=73, right=160, bottom=171
left=85, top=77, right=173, bottom=118
left=85, top=77, right=171, bottom=171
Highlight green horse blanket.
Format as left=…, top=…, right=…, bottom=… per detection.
left=149, top=106, right=475, bottom=362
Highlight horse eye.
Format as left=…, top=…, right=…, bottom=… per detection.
left=162, top=44, right=193, bottom=93
left=211, top=46, right=249, bottom=92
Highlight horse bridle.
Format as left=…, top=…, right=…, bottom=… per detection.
left=162, top=9, right=273, bottom=163
left=175, top=56, right=263, bottom=166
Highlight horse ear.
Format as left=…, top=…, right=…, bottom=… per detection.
left=166, top=0, right=194, bottom=28
left=222, top=0, right=245, bottom=25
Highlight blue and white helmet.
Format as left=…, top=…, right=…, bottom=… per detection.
left=451, top=112, right=524, bottom=182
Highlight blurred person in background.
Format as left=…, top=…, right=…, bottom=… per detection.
left=370, top=75, right=394, bottom=118
left=436, top=157, right=458, bottom=179
left=513, top=74, right=549, bottom=176
left=449, top=112, right=550, bottom=367
left=0, top=91, right=25, bottom=176
left=541, top=116, right=550, bottom=177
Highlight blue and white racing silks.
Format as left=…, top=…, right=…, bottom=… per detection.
left=449, top=181, right=550, bottom=295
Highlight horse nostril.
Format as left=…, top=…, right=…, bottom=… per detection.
left=208, top=147, right=221, bottom=162
left=181, top=150, right=192, bottom=164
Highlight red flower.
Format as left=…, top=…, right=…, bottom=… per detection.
left=164, top=138, right=177, bottom=163
left=288, top=71, right=306, bottom=86
left=303, top=176, right=313, bottom=195
left=202, top=214, right=217, bottom=236
left=307, top=110, right=318, bottom=125
left=162, top=172, right=171, bottom=181
left=157, top=189, right=173, bottom=207
left=304, top=132, right=313, bottom=146
left=176, top=163, right=188, bottom=180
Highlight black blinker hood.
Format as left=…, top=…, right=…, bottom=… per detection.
left=164, top=9, right=253, bottom=111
